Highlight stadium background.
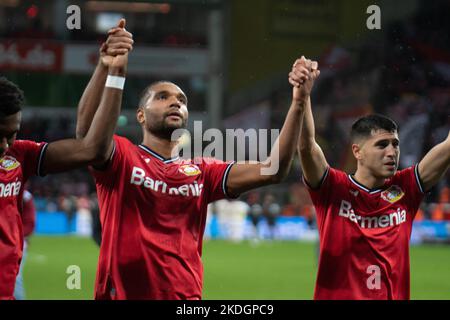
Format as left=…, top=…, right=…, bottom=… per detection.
left=1, top=0, right=449, bottom=299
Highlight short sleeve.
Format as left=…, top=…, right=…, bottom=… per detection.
left=303, top=166, right=334, bottom=201
left=12, top=140, right=48, bottom=179
left=392, top=165, right=425, bottom=212
left=89, top=135, right=128, bottom=186
left=303, top=167, right=345, bottom=219
left=201, top=158, right=236, bottom=203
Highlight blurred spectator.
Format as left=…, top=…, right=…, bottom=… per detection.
left=90, top=193, right=101, bottom=246
left=262, top=193, right=281, bottom=240
left=246, top=191, right=263, bottom=242
left=283, top=183, right=316, bottom=228
left=14, top=190, right=36, bottom=300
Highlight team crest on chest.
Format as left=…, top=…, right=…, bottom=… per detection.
left=0, top=156, right=20, bottom=171
left=179, top=164, right=201, bottom=176
left=381, top=185, right=404, bottom=204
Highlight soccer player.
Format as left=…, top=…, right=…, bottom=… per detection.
left=0, top=19, right=131, bottom=300
left=76, top=26, right=320, bottom=298
left=291, top=59, right=450, bottom=299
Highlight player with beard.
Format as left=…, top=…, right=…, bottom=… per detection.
left=77, top=24, right=320, bottom=299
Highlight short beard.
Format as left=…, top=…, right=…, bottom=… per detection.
left=147, top=118, right=187, bottom=141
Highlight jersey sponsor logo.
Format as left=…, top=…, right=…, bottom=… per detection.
left=179, top=164, right=201, bottom=177
left=0, top=156, right=20, bottom=171
left=130, top=166, right=203, bottom=197
left=0, top=179, right=22, bottom=198
left=338, top=200, right=406, bottom=229
left=381, top=185, right=404, bottom=204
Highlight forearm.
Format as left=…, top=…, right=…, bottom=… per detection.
left=267, top=98, right=307, bottom=181
left=419, top=132, right=450, bottom=191
left=83, top=66, right=126, bottom=160
left=226, top=100, right=306, bottom=195
left=297, top=97, right=328, bottom=187
left=298, top=97, right=317, bottom=151
left=76, top=61, right=108, bottom=138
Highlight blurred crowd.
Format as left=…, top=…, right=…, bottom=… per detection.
left=265, top=0, right=450, bottom=222
left=1, top=4, right=208, bottom=48
left=19, top=0, right=450, bottom=225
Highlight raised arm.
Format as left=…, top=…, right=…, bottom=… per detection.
left=418, top=130, right=450, bottom=192
left=40, top=19, right=131, bottom=174
left=76, top=19, right=133, bottom=138
left=226, top=57, right=320, bottom=196
left=297, top=90, right=329, bottom=188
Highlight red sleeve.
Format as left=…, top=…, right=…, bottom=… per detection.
left=89, top=135, right=128, bottom=186
left=22, top=191, right=36, bottom=238
left=303, top=167, right=345, bottom=219
left=201, top=158, right=236, bottom=203
left=392, top=164, right=425, bottom=213
left=12, top=140, right=48, bottom=179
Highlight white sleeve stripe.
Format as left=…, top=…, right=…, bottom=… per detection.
left=37, top=143, right=49, bottom=177
left=222, top=162, right=236, bottom=198
left=109, top=142, right=116, bottom=162
left=414, top=164, right=425, bottom=194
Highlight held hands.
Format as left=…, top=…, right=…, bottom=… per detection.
left=289, top=56, right=320, bottom=102
left=99, top=19, right=133, bottom=70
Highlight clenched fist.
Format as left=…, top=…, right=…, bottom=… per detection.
left=289, top=56, right=320, bottom=102
left=99, top=19, right=133, bottom=70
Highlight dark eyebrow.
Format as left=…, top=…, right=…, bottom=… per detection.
left=374, top=138, right=400, bottom=145
left=178, top=93, right=188, bottom=104
left=154, top=90, right=187, bottom=104
left=154, top=90, right=169, bottom=96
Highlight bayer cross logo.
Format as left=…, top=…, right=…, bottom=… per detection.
left=381, top=185, right=404, bottom=204
left=0, top=156, right=20, bottom=171
left=179, top=164, right=201, bottom=176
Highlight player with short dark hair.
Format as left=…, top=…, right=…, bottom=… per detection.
left=0, top=19, right=131, bottom=299
left=351, top=114, right=398, bottom=141
left=292, top=59, right=450, bottom=299
left=77, top=26, right=320, bottom=298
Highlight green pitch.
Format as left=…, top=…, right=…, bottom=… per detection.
left=23, top=236, right=450, bottom=300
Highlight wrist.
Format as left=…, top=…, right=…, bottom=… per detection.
left=105, top=74, right=126, bottom=90
left=98, top=58, right=108, bottom=69
left=108, top=66, right=127, bottom=77
left=292, top=96, right=309, bottom=108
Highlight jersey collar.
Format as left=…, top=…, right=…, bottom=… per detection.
left=138, top=144, right=179, bottom=164
left=348, top=174, right=384, bottom=194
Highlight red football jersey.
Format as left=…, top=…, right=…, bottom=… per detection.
left=91, top=135, right=235, bottom=300
left=306, top=165, right=425, bottom=300
left=0, top=140, right=47, bottom=299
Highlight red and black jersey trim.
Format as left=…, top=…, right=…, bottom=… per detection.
left=348, top=174, right=383, bottom=194
left=302, top=166, right=330, bottom=190
left=91, top=142, right=116, bottom=171
left=138, top=144, right=179, bottom=164
left=36, top=143, right=49, bottom=177
left=414, top=163, right=425, bottom=194
left=222, top=161, right=238, bottom=199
